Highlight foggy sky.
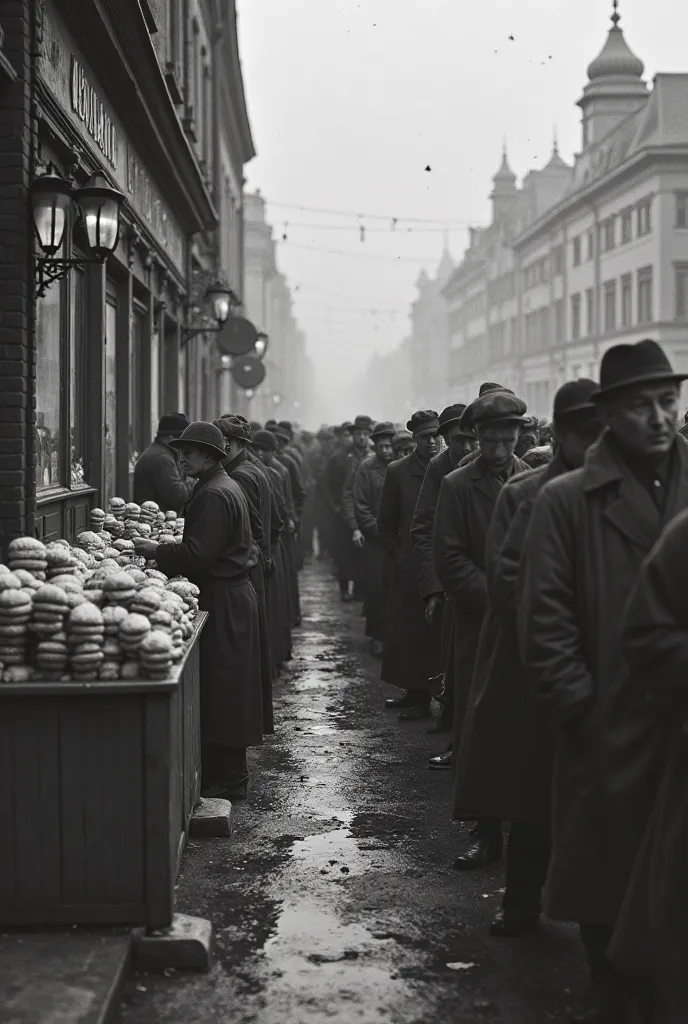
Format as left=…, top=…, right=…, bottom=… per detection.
left=237, top=0, right=688, bottom=423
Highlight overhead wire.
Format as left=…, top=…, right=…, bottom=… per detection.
left=265, top=199, right=473, bottom=226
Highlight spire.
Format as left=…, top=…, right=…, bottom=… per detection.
left=586, top=0, right=644, bottom=81
left=611, top=0, right=620, bottom=28
left=544, top=128, right=568, bottom=171
left=493, top=144, right=516, bottom=185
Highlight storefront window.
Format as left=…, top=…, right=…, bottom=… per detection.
left=150, top=320, right=160, bottom=438
left=130, top=306, right=146, bottom=472
left=104, top=296, right=117, bottom=505
left=35, top=284, right=62, bottom=489
left=178, top=341, right=187, bottom=413
left=70, top=267, right=88, bottom=487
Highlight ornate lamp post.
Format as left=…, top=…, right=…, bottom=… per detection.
left=181, top=277, right=237, bottom=346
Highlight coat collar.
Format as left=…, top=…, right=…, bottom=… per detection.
left=469, top=452, right=527, bottom=499
left=223, top=449, right=248, bottom=475
left=191, top=462, right=226, bottom=496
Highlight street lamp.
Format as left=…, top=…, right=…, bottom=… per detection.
left=181, top=277, right=237, bottom=346
left=32, top=166, right=126, bottom=299
left=255, top=332, right=269, bottom=359
left=245, top=389, right=255, bottom=400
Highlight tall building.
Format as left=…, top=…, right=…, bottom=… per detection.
left=446, top=5, right=688, bottom=416
left=408, top=249, right=454, bottom=409
left=242, top=191, right=315, bottom=425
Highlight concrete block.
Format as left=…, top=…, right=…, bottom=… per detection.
left=189, top=796, right=233, bottom=838
left=133, top=913, right=214, bottom=973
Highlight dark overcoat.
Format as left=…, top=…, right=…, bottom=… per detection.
left=133, top=438, right=193, bottom=512
left=327, top=446, right=364, bottom=583
left=518, top=432, right=688, bottom=926
left=378, top=452, right=442, bottom=691
left=156, top=464, right=263, bottom=750
left=609, top=506, right=688, bottom=983
left=264, top=463, right=292, bottom=664
left=353, top=453, right=389, bottom=640
left=271, top=457, right=300, bottom=626
left=453, top=458, right=563, bottom=823
left=433, top=453, right=528, bottom=744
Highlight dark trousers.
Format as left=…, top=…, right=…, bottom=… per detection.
left=579, top=922, right=656, bottom=1020
left=477, top=817, right=502, bottom=846
left=201, top=743, right=248, bottom=795
left=502, top=820, right=550, bottom=914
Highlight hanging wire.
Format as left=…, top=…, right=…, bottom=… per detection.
left=265, top=199, right=472, bottom=226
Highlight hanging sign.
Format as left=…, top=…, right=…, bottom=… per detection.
left=218, top=316, right=258, bottom=357
left=232, top=355, right=266, bottom=389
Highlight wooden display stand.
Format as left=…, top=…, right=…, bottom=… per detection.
left=0, top=614, right=207, bottom=929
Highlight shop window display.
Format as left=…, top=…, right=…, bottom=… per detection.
left=35, top=284, right=62, bottom=489
left=104, top=296, right=117, bottom=505
left=69, top=267, right=88, bottom=487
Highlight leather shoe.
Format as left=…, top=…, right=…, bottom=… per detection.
left=428, top=751, right=453, bottom=770
left=453, top=839, right=502, bottom=871
left=399, top=705, right=432, bottom=721
left=385, top=693, right=417, bottom=710
left=489, top=908, right=540, bottom=937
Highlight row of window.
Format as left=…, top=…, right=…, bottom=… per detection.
left=570, top=267, right=653, bottom=341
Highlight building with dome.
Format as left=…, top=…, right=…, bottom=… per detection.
left=444, top=2, right=688, bottom=415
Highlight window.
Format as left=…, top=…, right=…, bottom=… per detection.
left=553, top=246, right=564, bottom=277
left=572, top=236, right=581, bottom=267
left=150, top=314, right=161, bottom=438
left=166, top=0, right=180, bottom=70
left=621, top=273, right=632, bottom=326
left=604, top=280, right=616, bottom=332
left=554, top=299, right=564, bottom=342
left=637, top=198, right=652, bottom=237
left=585, top=288, right=595, bottom=336
left=104, top=294, right=118, bottom=506
left=675, top=263, right=688, bottom=320
left=621, top=207, right=633, bottom=244
left=35, top=283, right=63, bottom=489
left=676, top=193, right=688, bottom=230
left=637, top=266, right=653, bottom=323
left=571, top=293, right=581, bottom=340
left=587, top=230, right=595, bottom=261
left=130, top=305, right=147, bottom=472
left=601, top=217, right=616, bottom=253
left=69, top=267, right=88, bottom=487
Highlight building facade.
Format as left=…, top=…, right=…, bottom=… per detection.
left=242, top=191, right=315, bottom=425
left=445, top=7, right=688, bottom=417
left=408, top=250, right=454, bottom=410
left=0, top=0, right=254, bottom=547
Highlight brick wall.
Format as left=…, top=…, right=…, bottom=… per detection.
left=0, top=3, right=34, bottom=551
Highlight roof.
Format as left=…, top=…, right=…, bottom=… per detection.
left=587, top=6, right=644, bottom=82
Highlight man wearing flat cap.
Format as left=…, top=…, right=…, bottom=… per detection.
left=391, top=430, right=416, bottom=460
left=453, top=380, right=602, bottom=938
left=433, top=389, right=529, bottom=868
left=326, top=415, right=373, bottom=601
left=378, top=411, right=443, bottom=719
left=134, top=421, right=263, bottom=802
left=133, top=412, right=193, bottom=512
left=519, top=340, right=688, bottom=1020
left=411, top=404, right=477, bottom=738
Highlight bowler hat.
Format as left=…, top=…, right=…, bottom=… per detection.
left=407, top=410, right=440, bottom=437
left=353, top=415, right=374, bottom=432
left=169, top=421, right=227, bottom=458
left=438, top=404, right=471, bottom=436
left=460, top=392, right=527, bottom=432
left=370, top=420, right=396, bottom=440
left=252, top=429, right=278, bottom=452
left=592, top=340, right=688, bottom=400
left=553, top=379, right=598, bottom=418
left=158, top=412, right=189, bottom=437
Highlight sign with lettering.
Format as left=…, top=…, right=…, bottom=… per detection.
left=70, top=58, right=117, bottom=168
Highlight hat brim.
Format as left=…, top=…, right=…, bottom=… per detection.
left=474, top=416, right=528, bottom=429
left=554, top=401, right=599, bottom=417
left=413, top=426, right=440, bottom=438
left=591, top=371, right=688, bottom=401
left=169, top=438, right=227, bottom=458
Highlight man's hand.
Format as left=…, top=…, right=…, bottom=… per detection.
left=352, top=529, right=365, bottom=549
left=134, top=539, right=159, bottom=562
left=424, top=592, right=444, bottom=626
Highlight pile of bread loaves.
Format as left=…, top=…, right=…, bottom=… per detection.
left=0, top=499, right=200, bottom=684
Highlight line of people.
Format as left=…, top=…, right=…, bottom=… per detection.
left=316, top=339, right=688, bottom=1024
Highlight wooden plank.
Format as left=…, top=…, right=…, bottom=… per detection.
left=143, top=693, right=175, bottom=929
left=0, top=708, right=16, bottom=908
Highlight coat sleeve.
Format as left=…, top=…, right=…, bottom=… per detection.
left=353, top=464, right=379, bottom=537
left=341, top=463, right=359, bottom=532
left=432, top=476, right=487, bottom=613
left=517, top=482, right=594, bottom=723
left=490, top=493, right=535, bottom=626
left=623, top=507, right=688, bottom=708
left=156, top=492, right=232, bottom=579
left=288, top=459, right=306, bottom=516
left=485, top=483, right=521, bottom=603
left=377, top=466, right=401, bottom=558
left=153, top=454, right=194, bottom=513
left=410, top=464, right=443, bottom=599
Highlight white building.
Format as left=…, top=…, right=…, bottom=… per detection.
left=445, top=6, right=688, bottom=417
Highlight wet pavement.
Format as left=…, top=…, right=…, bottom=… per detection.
left=117, top=561, right=586, bottom=1024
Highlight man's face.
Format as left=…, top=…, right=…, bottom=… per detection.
left=555, top=412, right=603, bottom=469
left=602, top=382, right=680, bottom=458
left=179, top=445, right=215, bottom=479
left=445, top=423, right=476, bottom=461
left=477, top=424, right=520, bottom=470
left=256, top=447, right=274, bottom=467
left=352, top=428, right=371, bottom=451
left=394, top=442, right=415, bottom=459
left=414, top=431, right=440, bottom=461
left=373, top=438, right=394, bottom=464
left=515, top=430, right=539, bottom=457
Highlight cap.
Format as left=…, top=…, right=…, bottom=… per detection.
left=407, top=410, right=440, bottom=437
left=158, top=412, right=189, bottom=436
left=370, top=420, right=396, bottom=440
left=553, top=379, right=599, bottom=418
left=460, top=392, right=527, bottom=432
left=252, top=429, right=278, bottom=452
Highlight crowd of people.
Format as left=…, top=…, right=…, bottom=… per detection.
left=131, top=337, right=688, bottom=1023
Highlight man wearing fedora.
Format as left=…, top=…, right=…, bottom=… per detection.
left=349, top=421, right=396, bottom=657
left=133, top=412, right=193, bottom=513
left=519, top=340, right=688, bottom=1023
left=433, top=390, right=529, bottom=869
left=454, top=380, right=601, bottom=938
left=326, top=415, right=373, bottom=601
left=134, top=421, right=264, bottom=803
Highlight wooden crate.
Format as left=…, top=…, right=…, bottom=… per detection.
left=0, top=614, right=206, bottom=929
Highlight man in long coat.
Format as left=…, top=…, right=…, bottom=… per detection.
left=349, top=421, right=396, bottom=656
left=453, top=380, right=600, bottom=937
left=410, top=404, right=475, bottom=739
left=378, top=410, right=443, bottom=720
left=433, top=390, right=528, bottom=869
left=519, top=340, right=688, bottom=1022
left=328, top=415, right=372, bottom=600
left=609, top=505, right=688, bottom=1022
left=133, top=412, right=193, bottom=512
left=135, top=421, right=263, bottom=802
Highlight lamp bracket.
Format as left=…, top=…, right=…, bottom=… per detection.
left=34, top=254, right=105, bottom=300
left=180, top=322, right=222, bottom=347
